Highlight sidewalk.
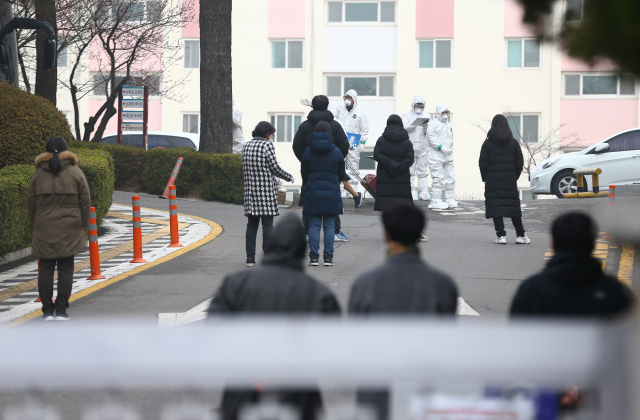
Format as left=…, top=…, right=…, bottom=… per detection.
left=0, top=203, right=220, bottom=327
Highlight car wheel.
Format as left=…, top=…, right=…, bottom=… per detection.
left=551, top=169, right=586, bottom=198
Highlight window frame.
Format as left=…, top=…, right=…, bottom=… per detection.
left=325, top=74, right=396, bottom=99
left=564, top=0, right=584, bottom=23
left=562, top=73, right=638, bottom=98
left=57, top=44, right=69, bottom=68
left=505, top=38, right=541, bottom=69
left=326, top=1, right=396, bottom=25
left=181, top=112, right=200, bottom=134
left=270, top=39, right=304, bottom=70
left=504, top=113, right=541, bottom=143
left=417, top=39, right=454, bottom=70
left=269, top=113, right=303, bottom=143
left=182, top=39, right=200, bottom=69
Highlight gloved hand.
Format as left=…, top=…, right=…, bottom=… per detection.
left=422, top=121, right=429, bottom=129
left=349, top=144, right=355, bottom=151
left=290, top=175, right=295, bottom=184
left=357, top=144, right=365, bottom=152
left=300, top=98, right=311, bottom=107
left=441, top=147, right=452, bottom=155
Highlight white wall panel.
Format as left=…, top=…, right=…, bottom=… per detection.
left=324, top=26, right=397, bottom=71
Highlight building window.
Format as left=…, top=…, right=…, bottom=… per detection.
left=271, top=40, right=303, bottom=69
left=326, top=75, right=395, bottom=97
left=564, top=73, right=636, bottom=97
left=359, top=151, right=376, bottom=169
left=507, top=39, right=540, bottom=68
left=327, top=1, right=395, bottom=23
left=57, top=45, right=68, bottom=67
left=183, top=114, right=199, bottom=134
left=269, top=114, right=303, bottom=142
left=505, top=114, right=539, bottom=143
left=419, top=40, right=452, bottom=68
left=564, top=0, right=584, bottom=22
left=184, top=40, right=200, bottom=68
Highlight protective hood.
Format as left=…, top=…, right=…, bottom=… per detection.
left=262, top=214, right=307, bottom=271
left=411, top=95, right=426, bottom=109
left=309, top=132, right=336, bottom=155
left=382, top=124, right=410, bottom=143
left=435, top=103, right=449, bottom=122
left=307, top=110, right=335, bottom=125
left=344, top=89, right=359, bottom=108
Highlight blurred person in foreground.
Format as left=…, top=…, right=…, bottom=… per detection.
left=510, top=212, right=634, bottom=317
left=28, top=137, right=91, bottom=322
left=208, top=214, right=341, bottom=420
left=348, top=202, right=458, bottom=420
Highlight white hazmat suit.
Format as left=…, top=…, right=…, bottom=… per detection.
left=334, top=89, right=369, bottom=197
left=232, top=100, right=245, bottom=154
left=402, top=95, right=431, bottom=201
left=426, top=103, right=456, bottom=209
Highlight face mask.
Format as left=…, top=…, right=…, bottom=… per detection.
left=442, top=114, right=449, bottom=122
left=415, top=108, right=423, bottom=114
left=345, top=99, right=352, bottom=107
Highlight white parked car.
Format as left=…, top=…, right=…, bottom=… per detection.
left=100, top=131, right=199, bottom=150
left=530, top=128, right=640, bottom=198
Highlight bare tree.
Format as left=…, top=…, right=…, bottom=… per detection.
left=471, top=109, right=582, bottom=175
left=13, top=0, right=37, bottom=92
left=199, top=0, right=233, bottom=154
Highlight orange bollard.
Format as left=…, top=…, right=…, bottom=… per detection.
left=168, top=185, right=183, bottom=248
left=130, top=195, right=147, bottom=263
left=608, top=185, right=616, bottom=206
left=160, top=157, right=184, bottom=199
left=87, top=207, right=105, bottom=280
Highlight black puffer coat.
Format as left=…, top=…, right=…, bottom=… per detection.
left=373, top=125, right=414, bottom=211
left=479, top=128, right=524, bottom=219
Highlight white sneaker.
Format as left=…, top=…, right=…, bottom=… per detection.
left=495, top=236, right=507, bottom=245
left=43, top=314, right=55, bottom=322
left=516, top=234, right=531, bottom=244
left=418, top=191, right=431, bottom=201
left=428, top=200, right=448, bottom=209
left=419, top=234, right=428, bottom=242
left=446, top=200, right=458, bottom=208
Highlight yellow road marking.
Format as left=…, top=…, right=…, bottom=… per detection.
left=0, top=209, right=222, bottom=329
left=618, top=244, right=635, bottom=289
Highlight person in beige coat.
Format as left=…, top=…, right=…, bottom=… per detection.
left=28, top=137, right=91, bottom=321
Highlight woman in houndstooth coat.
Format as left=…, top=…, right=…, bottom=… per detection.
left=242, top=121, right=294, bottom=266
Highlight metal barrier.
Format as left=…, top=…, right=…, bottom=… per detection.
left=563, top=168, right=609, bottom=198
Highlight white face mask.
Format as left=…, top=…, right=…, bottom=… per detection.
left=441, top=114, right=449, bottom=122
left=345, top=99, right=352, bottom=107
left=415, top=108, right=423, bottom=114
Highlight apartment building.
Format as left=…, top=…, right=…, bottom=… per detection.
left=56, top=0, right=640, bottom=199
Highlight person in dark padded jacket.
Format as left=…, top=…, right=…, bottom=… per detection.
left=479, top=114, right=529, bottom=245
left=301, top=121, right=346, bottom=267
left=373, top=114, right=415, bottom=212
left=510, top=212, right=634, bottom=318
left=208, top=214, right=341, bottom=420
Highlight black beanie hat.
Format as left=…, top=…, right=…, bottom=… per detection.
left=45, top=137, right=68, bottom=174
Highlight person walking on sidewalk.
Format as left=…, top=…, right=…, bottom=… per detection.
left=242, top=121, right=294, bottom=267
left=208, top=214, right=340, bottom=420
left=479, top=114, right=530, bottom=245
left=28, top=137, right=91, bottom=322
left=301, top=121, right=346, bottom=266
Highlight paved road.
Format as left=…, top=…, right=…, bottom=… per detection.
left=59, top=191, right=589, bottom=321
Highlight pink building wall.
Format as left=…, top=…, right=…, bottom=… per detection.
left=88, top=99, right=163, bottom=138
left=89, top=39, right=162, bottom=72
left=182, top=0, right=200, bottom=38
left=561, top=50, right=619, bottom=72
left=416, top=0, right=454, bottom=38
left=561, top=99, right=638, bottom=147
left=268, top=0, right=305, bottom=38
left=503, top=0, right=537, bottom=37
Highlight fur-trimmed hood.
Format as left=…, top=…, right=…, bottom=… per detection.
left=35, top=150, right=79, bottom=168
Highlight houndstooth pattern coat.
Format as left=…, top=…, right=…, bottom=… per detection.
left=242, top=138, right=293, bottom=216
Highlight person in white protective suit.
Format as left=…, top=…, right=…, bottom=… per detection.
left=402, top=95, right=431, bottom=201
left=334, top=89, right=369, bottom=198
left=426, top=103, right=457, bottom=209
left=232, top=100, right=245, bottom=154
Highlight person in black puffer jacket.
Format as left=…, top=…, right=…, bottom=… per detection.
left=479, top=114, right=529, bottom=245
left=373, top=114, right=415, bottom=212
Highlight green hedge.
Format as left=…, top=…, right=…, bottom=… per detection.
left=69, top=140, right=243, bottom=204
left=0, top=150, right=114, bottom=257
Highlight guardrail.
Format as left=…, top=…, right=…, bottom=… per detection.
left=563, top=168, right=610, bottom=198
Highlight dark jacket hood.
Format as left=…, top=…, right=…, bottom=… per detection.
left=307, top=110, right=335, bottom=125
left=488, top=127, right=513, bottom=147
left=545, top=251, right=603, bottom=286
left=261, top=214, right=306, bottom=271
left=383, top=124, right=410, bottom=143
left=309, top=132, right=336, bottom=154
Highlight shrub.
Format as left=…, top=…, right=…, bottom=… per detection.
left=201, top=154, right=243, bottom=204
left=0, top=165, right=36, bottom=257
left=0, top=82, right=73, bottom=169
left=141, top=148, right=207, bottom=196
left=71, top=149, right=115, bottom=226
